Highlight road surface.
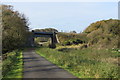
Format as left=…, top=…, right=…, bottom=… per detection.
left=23, top=48, right=78, bottom=79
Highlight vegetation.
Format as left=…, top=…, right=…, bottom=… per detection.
left=36, top=47, right=119, bottom=78
left=84, top=19, right=120, bottom=49
left=34, top=28, right=58, bottom=33
left=35, top=19, right=120, bottom=78
left=63, top=39, right=85, bottom=46
left=2, top=5, right=29, bottom=53
left=2, top=4, right=120, bottom=79
left=57, top=32, right=88, bottom=44
left=2, top=50, right=23, bottom=78
left=55, top=19, right=120, bottom=49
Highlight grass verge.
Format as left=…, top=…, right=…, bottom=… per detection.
left=36, top=47, right=119, bottom=78
left=2, top=50, right=23, bottom=78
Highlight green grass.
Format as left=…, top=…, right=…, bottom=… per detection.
left=0, top=58, right=2, bottom=79
left=36, top=47, right=119, bottom=78
left=2, top=50, right=23, bottom=78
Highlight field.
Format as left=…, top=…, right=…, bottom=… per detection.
left=36, top=46, right=119, bottom=78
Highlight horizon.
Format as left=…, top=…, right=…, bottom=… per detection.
left=3, top=2, right=118, bottom=33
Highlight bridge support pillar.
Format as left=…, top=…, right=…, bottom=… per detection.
left=49, top=33, right=56, bottom=48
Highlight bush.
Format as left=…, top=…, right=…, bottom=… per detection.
left=64, top=41, right=72, bottom=45
left=73, top=39, right=84, bottom=44
left=84, top=19, right=120, bottom=49
left=2, top=5, right=29, bottom=53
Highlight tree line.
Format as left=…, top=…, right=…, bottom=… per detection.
left=2, top=5, right=29, bottom=53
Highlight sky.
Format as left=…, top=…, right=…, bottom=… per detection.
left=1, top=0, right=119, bottom=2
left=2, top=2, right=118, bottom=33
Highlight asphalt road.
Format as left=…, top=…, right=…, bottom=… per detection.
left=23, top=48, right=77, bottom=78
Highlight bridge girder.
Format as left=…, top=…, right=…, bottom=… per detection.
left=29, top=31, right=58, bottom=48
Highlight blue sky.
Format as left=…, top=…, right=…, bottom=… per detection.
left=3, top=2, right=118, bottom=33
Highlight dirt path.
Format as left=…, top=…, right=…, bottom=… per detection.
left=23, top=48, right=78, bottom=78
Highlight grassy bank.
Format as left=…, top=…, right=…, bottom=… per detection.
left=2, top=50, right=23, bottom=78
left=36, top=47, right=119, bottom=78
left=0, top=57, right=2, bottom=79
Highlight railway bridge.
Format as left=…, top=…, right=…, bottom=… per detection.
left=27, top=30, right=59, bottom=48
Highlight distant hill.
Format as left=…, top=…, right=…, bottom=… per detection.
left=84, top=19, right=120, bottom=48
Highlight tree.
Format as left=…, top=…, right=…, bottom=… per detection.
left=2, top=5, right=29, bottom=53
left=70, top=30, right=77, bottom=33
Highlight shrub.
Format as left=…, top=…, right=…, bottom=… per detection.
left=64, top=41, right=72, bottom=45
left=84, top=19, right=120, bottom=48
left=2, top=5, right=29, bottom=53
